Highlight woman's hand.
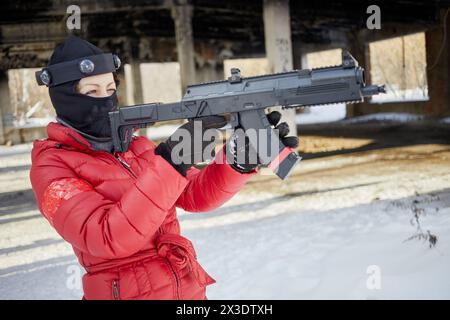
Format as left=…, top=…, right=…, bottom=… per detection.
left=155, top=116, right=227, bottom=176
left=227, top=111, right=299, bottom=173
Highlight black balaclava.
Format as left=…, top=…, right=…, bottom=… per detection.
left=48, top=36, right=118, bottom=141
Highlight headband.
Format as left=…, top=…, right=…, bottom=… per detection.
left=35, top=53, right=121, bottom=87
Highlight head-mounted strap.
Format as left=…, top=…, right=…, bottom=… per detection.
left=36, top=53, right=120, bottom=87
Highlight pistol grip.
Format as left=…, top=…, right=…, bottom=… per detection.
left=237, top=109, right=301, bottom=180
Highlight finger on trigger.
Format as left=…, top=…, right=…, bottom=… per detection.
left=267, top=111, right=281, bottom=127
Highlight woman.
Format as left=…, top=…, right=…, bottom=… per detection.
left=30, top=36, right=298, bottom=300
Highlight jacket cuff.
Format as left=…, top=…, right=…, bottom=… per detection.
left=218, top=145, right=259, bottom=174
left=209, top=147, right=257, bottom=192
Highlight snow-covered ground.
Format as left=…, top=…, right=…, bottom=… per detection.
left=0, top=134, right=449, bottom=299
left=184, top=144, right=450, bottom=299
left=340, top=112, right=424, bottom=124
left=370, top=87, right=429, bottom=103
left=296, top=104, right=346, bottom=124
left=188, top=186, right=450, bottom=299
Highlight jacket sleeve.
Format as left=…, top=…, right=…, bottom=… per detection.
left=176, top=148, right=256, bottom=212
left=30, top=149, right=188, bottom=260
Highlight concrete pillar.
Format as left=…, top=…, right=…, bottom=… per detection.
left=344, top=30, right=369, bottom=118
left=115, top=69, right=127, bottom=107
left=129, top=61, right=147, bottom=136
left=122, top=38, right=144, bottom=106
left=0, top=71, right=21, bottom=145
left=171, top=0, right=196, bottom=92
left=140, top=62, right=182, bottom=103
left=130, top=62, right=144, bottom=105
left=0, top=71, right=7, bottom=145
left=425, top=9, right=450, bottom=117
left=263, top=0, right=297, bottom=135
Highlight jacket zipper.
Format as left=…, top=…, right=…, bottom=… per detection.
left=111, top=151, right=168, bottom=238
left=62, top=138, right=171, bottom=298
left=111, top=152, right=175, bottom=297
left=112, top=280, right=119, bottom=300
left=110, top=152, right=138, bottom=179
left=166, top=260, right=181, bottom=299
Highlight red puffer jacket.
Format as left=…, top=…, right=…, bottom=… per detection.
left=29, top=122, right=255, bottom=300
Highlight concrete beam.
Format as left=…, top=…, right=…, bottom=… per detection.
left=42, top=0, right=172, bottom=16
left=425, top=9, right=450, bottom=117
left=171, top=0, right=196, bottom=92
left=263, top=0, right=297, bottom=135
left=0, top=22, right=66, bottom=45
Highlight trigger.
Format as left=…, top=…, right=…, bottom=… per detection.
left=230, top=113, right=239, bottom=128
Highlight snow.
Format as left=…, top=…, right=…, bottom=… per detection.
left=0, top=142, right=33, bottom=157
left=177, top=145, right=450, bottom=299
left=145, top=124, right=180, bottom=140
left=295, top=104, right=346, bottom=125
left=13, top=117, right=54, bottom=129
left=440, top=117, right=450, bottom=124
left=182, top=193, right=450, bottom=299
left=341, top=112, right=424, bottom=124
left=1, top=135, right=449, bottom=300
left=371, top=87, right=429, bottom=103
